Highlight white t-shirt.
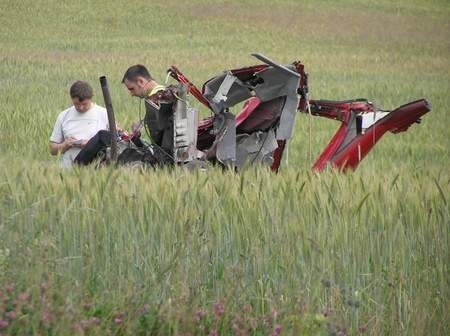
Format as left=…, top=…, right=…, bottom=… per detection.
left=50, top=103, right=109, bottom=167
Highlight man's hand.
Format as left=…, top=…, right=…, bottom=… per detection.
left=78, top=139, right=90, bottom=148
left=131, top=120, right=143, bottom=138
left=60, top=136, right=77, bottom=153
left=70, top=138, right=90, bottom=148
left=116, top=124, right=124, bottom=133
left=50, top=137, right=78, bottom=155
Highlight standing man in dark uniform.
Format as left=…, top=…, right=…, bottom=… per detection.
left=122, top=64, right=177, bottom=163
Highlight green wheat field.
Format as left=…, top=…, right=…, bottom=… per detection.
left=0, top=0, right=449, bottom=335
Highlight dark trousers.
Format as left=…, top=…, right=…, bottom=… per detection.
left=73, top=130, right=173, bottom=167
left=74, top=130, right=111, bottom=165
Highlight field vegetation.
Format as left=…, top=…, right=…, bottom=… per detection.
left=0, top=0, right=449, bottom=334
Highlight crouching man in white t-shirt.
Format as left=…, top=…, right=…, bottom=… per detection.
left=49, top=81, right=109, bottom=168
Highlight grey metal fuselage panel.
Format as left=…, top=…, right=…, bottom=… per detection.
left=201, top=53, right=301, bottom=165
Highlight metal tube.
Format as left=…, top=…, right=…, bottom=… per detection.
left=99, top=76, right=118, bottom=162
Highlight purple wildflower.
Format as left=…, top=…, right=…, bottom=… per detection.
left=40, top=282, right=49, bottom=292
left=138, top=303, right=150, bottom=316
left=273, top=324, right=282, bottom=336
left=358, top=325, right=368, bottom=333
left=82, top=302, right=93, bottom=310
left=214, top=303, right=225, bottom=318
left=113, top=312, right=125, bottom=326
left=242, top=304, right=252, bottom=314
left=18, top=292, right=30, bottom=302
left=90, top=316, right=101, bottom=326
left=0, top=320, right=9, bottom=329
left=79, top=319, right=90, bottom=329
left=41, top=310, right=53, bottom=327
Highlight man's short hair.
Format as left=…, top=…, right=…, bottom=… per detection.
left=70, top=81, right=93, bottom=101
left=122, top=64, right=153, bottom=83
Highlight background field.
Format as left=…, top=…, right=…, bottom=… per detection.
left=0, top=0, right=449, bottom=335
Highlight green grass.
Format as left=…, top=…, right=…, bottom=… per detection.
left=0, top=0, right=449, bottom=334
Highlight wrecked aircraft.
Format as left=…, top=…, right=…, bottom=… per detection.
left=102, top=53, right=431, bottom=172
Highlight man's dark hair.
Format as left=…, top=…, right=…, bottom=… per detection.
left=122, top=64, right=153, bottom=83
left=70, top=81, right=93, bottom=101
